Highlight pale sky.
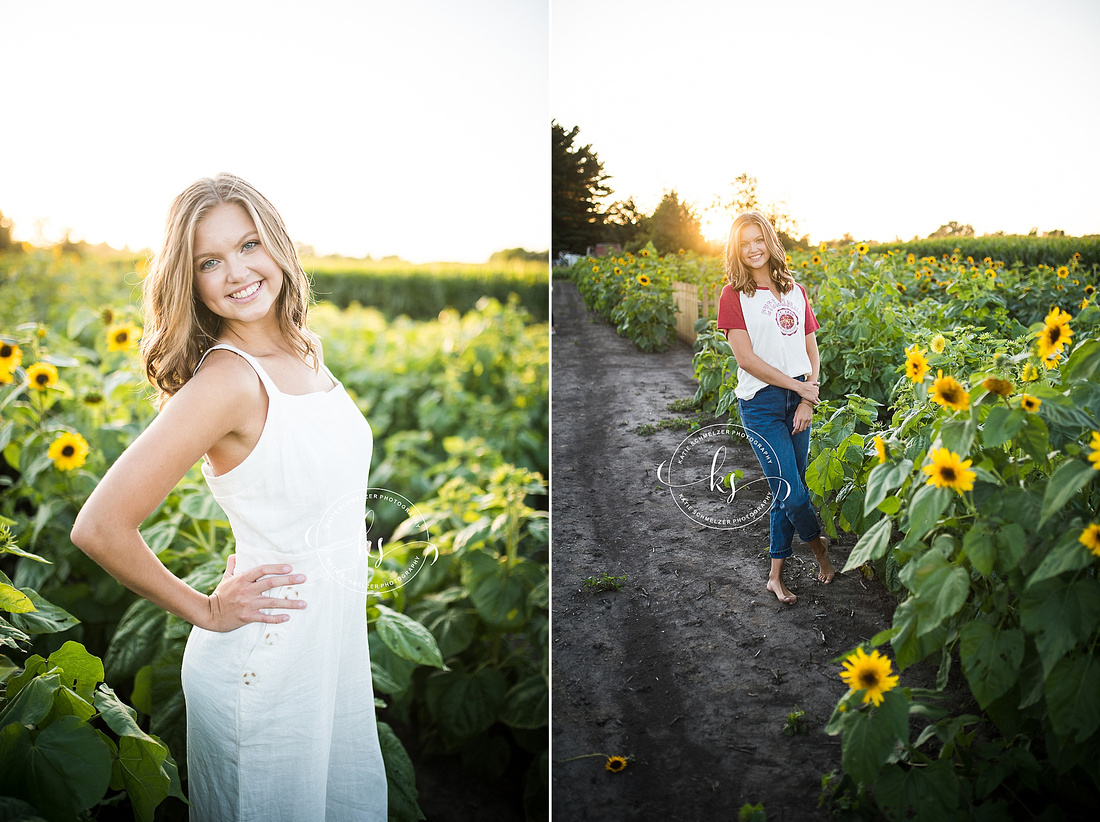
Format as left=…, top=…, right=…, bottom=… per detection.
left=1, top=0, right=548, bottom=263
left=552, top=0, right=1100, bottom=244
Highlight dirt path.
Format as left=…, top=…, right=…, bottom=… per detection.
left=550, top=280, right=918, bottom=820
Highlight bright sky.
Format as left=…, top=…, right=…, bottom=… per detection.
left=1, top=0, right=548, bottom=263
left=552, top=0, right=1100, bottom=245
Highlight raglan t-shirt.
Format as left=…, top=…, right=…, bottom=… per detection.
left=716, top=282, right=821, bottom=401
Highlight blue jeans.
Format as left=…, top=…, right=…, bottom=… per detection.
left=738, top=380, right=821, bottom=559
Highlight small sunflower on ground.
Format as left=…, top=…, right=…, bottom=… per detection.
left=26, top=362, right=59, bottom=391
left=48, top=431, right=90, bottom=472
left=930, top=334, right=946, bottom=354
left=1036, top=307, right=1073, bottom=360
left=873, top=435, right=887, bottom=464
left=1080, top=524, right=1100, bottom=558
left=930, top=370, right=970, bottom=411
left=1087, top=431, right=1100, bottom=471
left=605, top=756, right=628, bottom=773
left=107, top=322, right=142, bottom=352
left=839, top=647, right=899, bottom=707
left=905, top=344, right=930, bottom=383
left=635, top=274, right=650, bottom=286
left=1020, top=394, right=1041, bottom=412
left=1057, top=266, right=1069, bottom=279
left=982, top=377, right=1013, bottom=397
left=922, top=447, right=976, bottom=493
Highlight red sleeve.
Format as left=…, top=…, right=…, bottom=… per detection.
left=716, top=284, right=746, bottom=332
left=799, top=284, right=820, bottom=334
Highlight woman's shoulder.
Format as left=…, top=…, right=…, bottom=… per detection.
left=185, top=349, right=265, bottom=405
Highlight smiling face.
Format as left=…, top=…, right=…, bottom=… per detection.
left=738, top=222, right=770, bottom=275
left=192, top=202, right=284, bottom=327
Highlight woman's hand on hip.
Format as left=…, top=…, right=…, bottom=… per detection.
left=792, top=402, right=813, bottom=434
left=202, top=554, right=307, bottom=632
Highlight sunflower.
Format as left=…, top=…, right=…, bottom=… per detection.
left=640, top=249, right=650, bottom=257
left=986, top=268, right=997, bottom=278
left=950, top=255, right=959, bottom=264
left=48, top=431, right=90, bottom=472
left=106, top=322, right=142, bottom=352
left=1088, top=431, right=1100, bottom=471
left=873, top=435, right=887, bottom=464
left=0, top=342, right=22, bottom=372
left=26, top=361, right=59, bottom=391
left=613, top=267, right=622, bottom=276
left=82, top=391, right=104, bottom=406
left=839, top=647, right=899, bottom=707
left=591, top=265, right=598, bottom=273
left=636, top=274, right=650, bottom=286
left=1021, top=362, right=1039, bottom=383
left=982, top=377, right=1013, bottom=397
left=1057, top=266, right=1069, bottom=279
left=930, top=370, right=969, bottom=411
left=811, top=254, right=821, bottom=265
left=905, top=344, right=930, bottom=383
left=605, top=756, right=628, bottom=773
left=1036, top=307, right=1073, bottom=360
left=857, top=243, right=869, bottom=255
left=922, top=447, right=976, bottom=493
left=930, top=334, right=946, bottom=354
left=1086, top=284, right=1096, bottom=297
left=907, top=253, right=915, bottom=265
left=1080, top=524, right=1100, bottom=558
left=1082, top=298, right=1091, bottom=311
left=1020, top=394, right=1041, bottom=412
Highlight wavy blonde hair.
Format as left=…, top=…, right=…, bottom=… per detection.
left=724, top=211, right=794, bottom=297
left=140, top=173, right=315, bottom=406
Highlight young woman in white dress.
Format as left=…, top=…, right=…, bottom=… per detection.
left=72, top=173, right=387, bottom=820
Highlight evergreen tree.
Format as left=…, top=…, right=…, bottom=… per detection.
left=551, top=122, right=612, bottom=256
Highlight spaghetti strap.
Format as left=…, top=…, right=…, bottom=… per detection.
left=193, top=343, right=279, bottom=395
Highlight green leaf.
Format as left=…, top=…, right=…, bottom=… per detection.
left=958, top=622, right=1024, bottom=708
left=1027, top=529, right=1097, bottom=588
left=115, top=736, right=171, bottom=822
left=1038, top=459, right=1096, bottom=527
left=0, top=715, right=112, bottom=818
left=0, top=582, right=35, bottom=614
left=962, top=523, right=995, bottom=577
left=939, top=418, right=975, bottom=457
left=905, top=485, right=953, bottom=542
left=981, top=406, right=1026, bottom=448
left=420, top=606, right=478, bottom=658
left=806, top=449, right=846, bottom=496
left=911, top=565, right=970, bottom=637
left=875, top=759, right=959, bottom=820
left=8, top=590, right=79, bottom=635
left=94, top=683, right=156, bottom=743
left=1064, top=338, right=1100, bottom=382
left=374, top=604, right=445, bottom=669
left=863, top=459, right=914, bottom=516
left=1015, top=412, right=1049, bottom=464
left=499, top=673, right=548, bottom=729
left=378, top=721, right=424, bottom=822
left=0, top=673, right=63, bottom=729
left=178, top=489, right=227, bottom=522
left=47, top=641, right=104, bottom=702
left=839, top=704, right=898, bottom=785
left=1045, top=653, right=1100, bottom=744
left=461, top=552, right=536, bottom=630
left=1021, top=577, right=1100, bottom=676
left=425, top=667, right=507, bottom=746
left=841, top=516, right=893, bottom=573
left=104, top=598, right=167, bottom=681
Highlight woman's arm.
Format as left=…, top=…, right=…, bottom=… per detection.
left=792, top=332, right=821, bottom=433
left=724, top=328, right=820, bottom=404
left=71, top=352, right=305, bottom=632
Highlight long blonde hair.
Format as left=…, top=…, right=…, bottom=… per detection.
left=724, top=211, right=794, bottom=297
left=140, top=173, right=315, bottom=406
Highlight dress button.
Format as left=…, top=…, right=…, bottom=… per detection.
left=264, top=631, right=279, bottom=646
left=243, top=671, right=257, bottom=685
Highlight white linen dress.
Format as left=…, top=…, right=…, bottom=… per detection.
left=180, top=343, right=388, bottom=821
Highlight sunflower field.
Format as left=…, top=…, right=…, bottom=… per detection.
left=0, top=248, right=549, bottom=821
left=567, top=239, right=1100, bottom=818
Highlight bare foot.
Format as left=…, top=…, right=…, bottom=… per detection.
left=766, top=578, right=797, bottom=605
left=812, top=537, right=836, bottom=584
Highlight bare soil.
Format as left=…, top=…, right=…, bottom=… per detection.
left=550, top=281, right=937, bottom=821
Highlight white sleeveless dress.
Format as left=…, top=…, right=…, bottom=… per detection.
left=180, top=343, right=388, bottom=821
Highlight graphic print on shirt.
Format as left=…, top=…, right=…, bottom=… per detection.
left=760, top=296, right=801, bottom=337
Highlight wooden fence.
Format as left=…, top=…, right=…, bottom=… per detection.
left=671, top=282, right=725, bottom=344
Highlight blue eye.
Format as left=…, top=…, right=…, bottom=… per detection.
left=199, top=259, right=218, bottom=272
left=243, top=240, right=259, bottom=251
